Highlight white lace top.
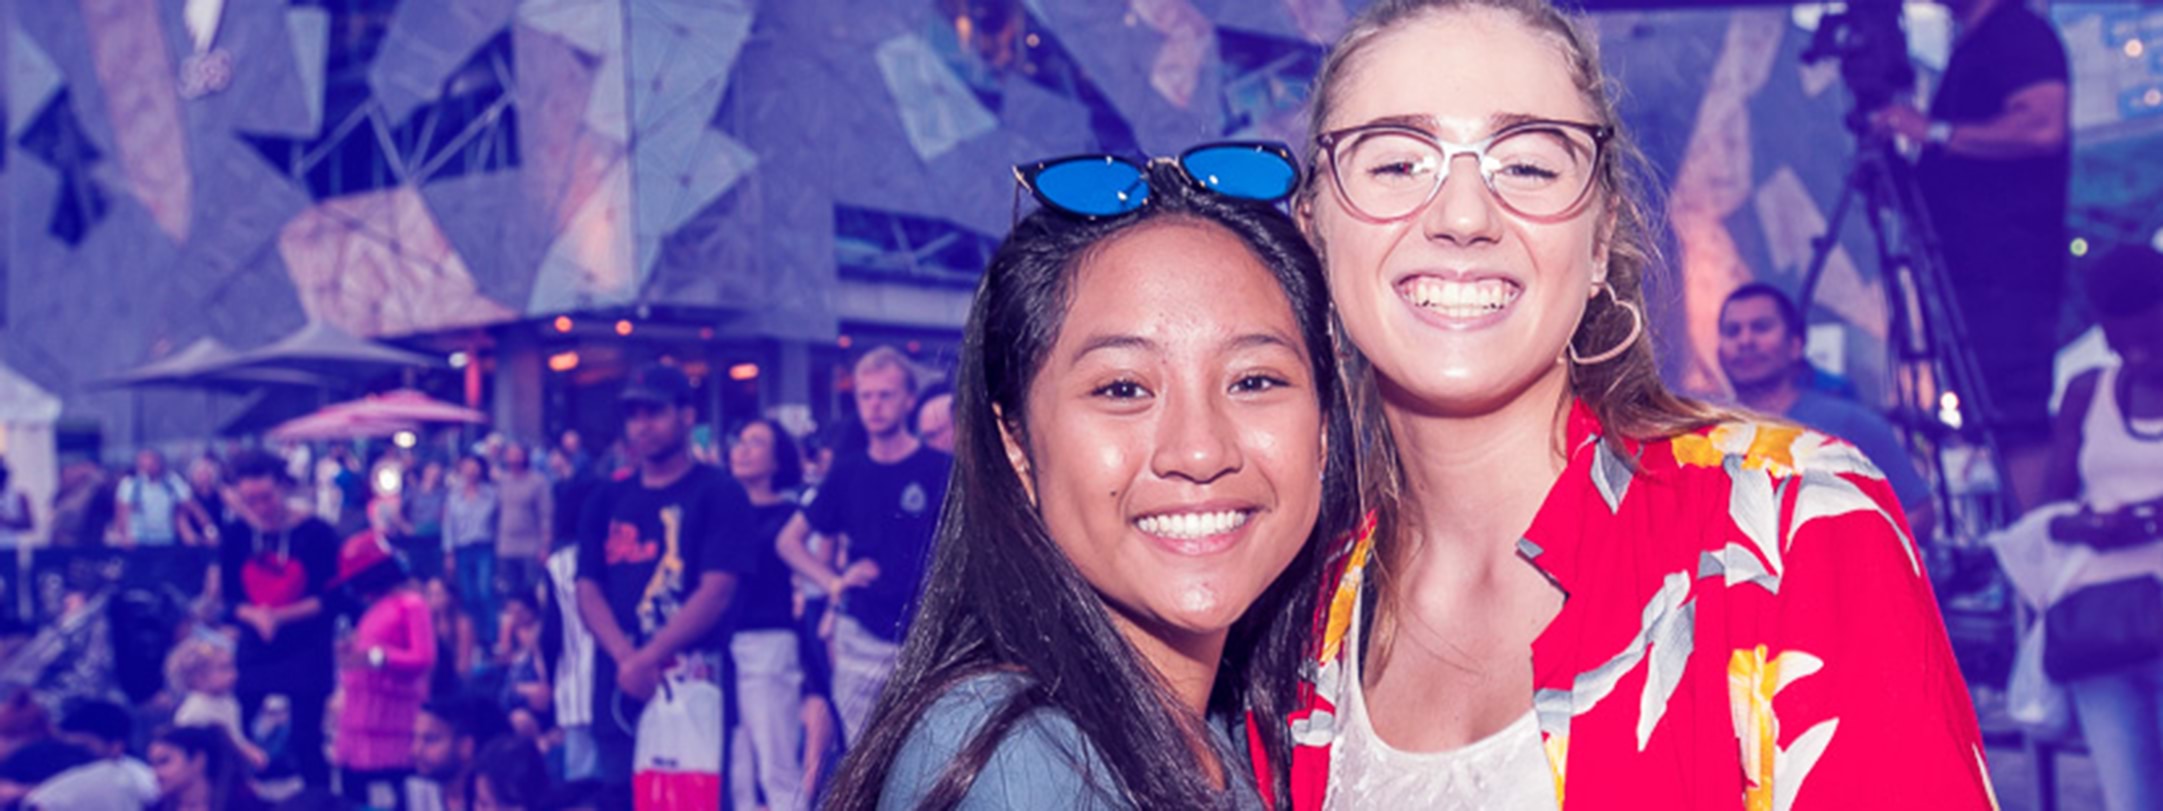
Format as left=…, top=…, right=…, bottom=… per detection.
left=1323, top=591, right=1560, bottom=811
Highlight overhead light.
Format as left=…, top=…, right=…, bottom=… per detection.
left=374, top=465, right=404, bottom=494
left=729, top=363, right=759, bottom=381
left=449, top=351, right=469, bottom=369
left=553, top=315, right=574, bottom=333
left=615, top=320, right=634, bottom=336
left=548, top=351, right=580, bottom=372
left=393, top=431, right=418, bottom=449
left=837, top=335, right=852, bottom=349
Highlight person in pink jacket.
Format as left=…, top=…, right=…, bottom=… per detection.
left=329, top=530, right=437, bottom=808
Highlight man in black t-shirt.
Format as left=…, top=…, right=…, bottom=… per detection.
left=1873, top=0, right=2069, bottom=508
left=576, top=365, right=754, bottom=805
left=777, top=346, right=951, bottom=743
left=217, top=450, right=338, bottom=788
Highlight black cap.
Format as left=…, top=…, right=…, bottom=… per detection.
left=620, top=364, right=695, bottom=407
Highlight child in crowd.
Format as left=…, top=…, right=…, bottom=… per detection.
left=497, top=595, right=555, bottom=747
left=165, top=636, right=268, bottom=770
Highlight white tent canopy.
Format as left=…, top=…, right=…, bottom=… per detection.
left=0, top=362, right=60, bottom=547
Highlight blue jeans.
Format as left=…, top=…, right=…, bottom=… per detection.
left=2070, top=657, right=2163, bottom=811
left=454, top=544, right=498, bottom=647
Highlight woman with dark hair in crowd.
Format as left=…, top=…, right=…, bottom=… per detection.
left=822, top=146, right=1356, bottom=809
left=426, top=577, right=481, bottom=702
left=2040, top=244, right=2163, bottom=811
left=330, top=530, right=436, bottom=808
left=1270, top=0, right=1991, bottom=806
left=147, top=724, right=269, bottom=811
left=725, top=417, right=824, bottom=810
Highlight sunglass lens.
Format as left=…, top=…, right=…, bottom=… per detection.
left=1034, top=157, right=1149, bottom=217
left=1182, top=145, right=1296, bottom=203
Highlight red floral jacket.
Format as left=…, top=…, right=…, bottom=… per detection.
left=1252, top=402, right=1997, bottom=810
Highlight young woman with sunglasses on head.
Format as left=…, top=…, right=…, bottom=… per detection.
left=1269, top=1, right=1994, bottom=808
left=820, top=148, right=1356, bottom=809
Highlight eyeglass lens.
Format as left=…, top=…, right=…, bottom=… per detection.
left=1182, top=146, right=1298, bottom=202
left=1333, top=125, right=1599, bottom=220
left=1036, top=157, right=1150, bottom=217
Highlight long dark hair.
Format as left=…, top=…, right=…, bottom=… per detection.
left=731, top=417, right=804, bottom=493
left=153, top=724, right=257, bottom=811
left=822, top=161, right=1358, bottom=809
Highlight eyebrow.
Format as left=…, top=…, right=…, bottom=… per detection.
left=1068, top=331, right=1303, bottom=365
left=1352, top=111, right=1553, bottom=136
left=1070, top=334, right=1157, bottom=365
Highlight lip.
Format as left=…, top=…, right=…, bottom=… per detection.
left=1392, top=269, right=1524, bottom=331
left=1131, top=499, right=1262, bottom=557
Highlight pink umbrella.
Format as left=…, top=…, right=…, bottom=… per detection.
left=263, top=390, right=484, bottom=442
left=266, top=409, right=418, bottom=442
left=333, top=389, right=487, bottom=425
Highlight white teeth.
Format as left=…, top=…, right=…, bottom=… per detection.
left=1136, top=510, right=1252, bottom=540
left=1404, top=277, right=1518, bottom=319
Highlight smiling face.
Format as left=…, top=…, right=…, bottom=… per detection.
left=1012, top=218, right=1324, bottom=646
left=1308, top=8, right=1609, bottom=415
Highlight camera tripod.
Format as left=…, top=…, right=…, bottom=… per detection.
left=1794, top=131, right=2015, bottom=539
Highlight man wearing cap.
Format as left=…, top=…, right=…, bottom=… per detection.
left=575, top=364, right=755, bottom=805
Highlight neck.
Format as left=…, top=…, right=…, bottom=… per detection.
left=1733, top=372, right=1801, bottom=416
left=865, top=429, right=920, bottom=464
left=640, top=449, right=695, bottom=488
left=1383, top=368, right=1574, bottom=584
left=740, top=476, right=781, bottom=505
left=175, top=781, right=211, bottom=810
left=1110, top=614, right=1223, bottom=717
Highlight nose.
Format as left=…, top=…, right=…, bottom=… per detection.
left=1150, top=385, right=1241, bottom=485
left=1421, top=152, right=1503, bottom=246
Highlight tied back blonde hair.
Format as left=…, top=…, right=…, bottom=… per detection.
left=1301, top=0, right=1723, bottom=595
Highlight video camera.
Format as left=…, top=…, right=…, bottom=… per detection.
left=1801, top=0, right=1917, bottom=126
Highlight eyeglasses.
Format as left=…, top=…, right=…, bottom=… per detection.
left=1315, top=119, right=1612, bottom=221
left=1013, top=141, right=1300, bottom=220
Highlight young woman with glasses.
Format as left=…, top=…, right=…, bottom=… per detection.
left=821, top=151, right=1357, bottom=809
left=1271, top=0, right=1995, bottom=807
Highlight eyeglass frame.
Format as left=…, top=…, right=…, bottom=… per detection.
left=1011, top=140, right=1301, bottom=223
left=1312, top=118, right=1615, bottom=222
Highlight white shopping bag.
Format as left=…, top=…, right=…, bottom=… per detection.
left=633, top=671, right=725, bottom=811
left=2006, top=621, right=2074, bottom=742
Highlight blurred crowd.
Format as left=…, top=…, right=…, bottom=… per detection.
left=0, top=347, right=959, bottom=811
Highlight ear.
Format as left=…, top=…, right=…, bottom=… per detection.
left=992, top=404, right=1037, bottom=506
left=1294, top=193, right=1320, bottom=243
left=1590, top=205, right=1620, bottom=289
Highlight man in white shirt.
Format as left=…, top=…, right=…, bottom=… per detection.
left=23, top=700, right=157, bottom=810
left=115, top=450, right=191, bottom=546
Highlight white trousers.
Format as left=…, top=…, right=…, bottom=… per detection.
left=729, top=629, right=807, bottom=811
left=831, top=616, right=901, bottom=746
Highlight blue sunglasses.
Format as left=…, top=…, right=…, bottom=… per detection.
left=1012, top=141, right=1300, bottom=220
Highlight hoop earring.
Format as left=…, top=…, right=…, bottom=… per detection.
left=1568, top=282, right=1643, bottom=366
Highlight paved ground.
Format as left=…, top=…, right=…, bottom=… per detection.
left=1987, top=742, right=2104, bottom=811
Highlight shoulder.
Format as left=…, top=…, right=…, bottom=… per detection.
left=1662, top=419, right=1889, bottom=482
left=882, top=672, right=1118, bottom=810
